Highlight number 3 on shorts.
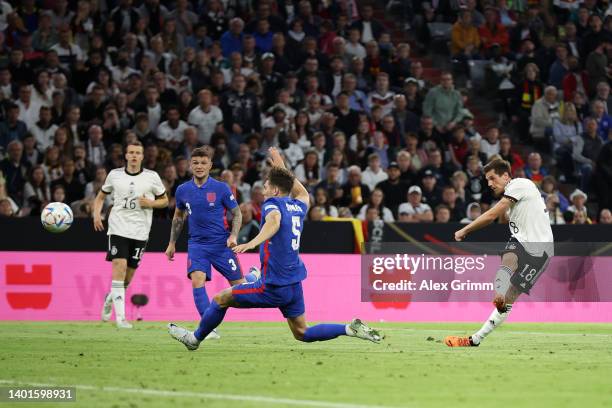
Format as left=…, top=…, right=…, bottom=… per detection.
left=228, top=259, right=237, bottom=271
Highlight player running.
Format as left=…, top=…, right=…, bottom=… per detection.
left=165, top=146, right=258, bottom=339
left=93, top=141, right=168, bottom=328
left=445, top=159, right=554, bottom=347
left=167, top=147, right=383, bottom=349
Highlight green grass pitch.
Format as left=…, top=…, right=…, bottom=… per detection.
left=0, top=322, right=611, bottom=408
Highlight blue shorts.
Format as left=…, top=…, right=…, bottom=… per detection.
left=231, top=279, right=305, bottom=318
left=187, top=244, right=243, bottom=282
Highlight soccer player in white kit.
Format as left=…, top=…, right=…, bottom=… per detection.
left=92, top=141, right=168, bottom=328
left=446, top=159, right=554, bottom=347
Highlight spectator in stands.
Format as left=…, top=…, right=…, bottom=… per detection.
left=362, top=153, right=388, bottom=191
left=50, top=159, right=85, bottom=204
left=341, top=165, right=371, bottom=215
left=23, top=165, right=50, bottom=214
left=460, top=202, right=481, bottom=224
left=524, top=152, right=548, bottom=186
left=0, top=140, right=28, bottom=205
left=530, top=86, right=561, bottom=149
left=0, top=103, right=27, bottom=151
left=294, top=149, right=321, bottom=191
left=594, top=81, right=612, bottom=113
left=419, top=168, right=442, bottom=209
left=548, top=43, right=570, bottom=90
left=358, top=188, right=394, bottom=222
left=568, top=188, right=592, bottom=222
left=574, top=117, right=603, bottom=192
left=237, top=202, right=259, bottom=247
left=562, top=55, right=589, bottom=102
left=546, top=193, right=566, bottom=225
left=441, top=185, right=465, bottom=222
left=585, top=38, right=609, bottom=96
left=375, top=161, right=408, bottom=217
left=479, top=7, right=510, bottom=57
left=397, top=185, right=433, bottom=223
left=591, top=100, right=611, bottom=141
left=221, top=74, right=260, bottom=151
left=498, top=134, right=524, bottom=174
left=553, top=102, right=583, bottom=181
left=514, top=62, right=543, bottom=142
left=423, top=72, right=464, bottom=137
left=434, top=204, right=451, bottom=223
left=367, top=72, right=395, bottom=117
left=465, top=155, right=484, bottom=202
left=313, top=187, right=339, bottom=218
left=451, top=10, right=481, bottom=60
left=599, top=208, right=612, bottom=224
left=541, top=176, right=570, bottom=212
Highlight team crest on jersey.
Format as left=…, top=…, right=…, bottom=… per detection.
left=206, top=192, right=216, bottom=202
left=111, top=246, right=118, bottom=255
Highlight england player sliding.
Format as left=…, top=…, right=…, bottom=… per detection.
left=93, top=141, right=168, bottom=328
left=445, top=159, right=554, bottom=347
left=167, top=147, right=383, bottom=349
left=165, top=146, right=258, bottom=339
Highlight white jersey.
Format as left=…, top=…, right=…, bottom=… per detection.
left=503, top=178, right=554, bottom=256
left=188, top=105, right=223, bottom=144
left=101, top=168, right=166, bottom=241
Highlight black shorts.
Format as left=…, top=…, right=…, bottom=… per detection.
left=106, top=235, right=148, bottom=269
left=501, top=237, right=550, bottom=294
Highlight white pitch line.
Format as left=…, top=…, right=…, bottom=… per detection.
left=379, top=328, right=612, bottom=337
left=0, top=380, right=405, bottom=408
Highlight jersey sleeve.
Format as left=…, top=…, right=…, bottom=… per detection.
left=221, top=184, right=238, bottom=210
left=101, top=171, right=113, bottom=194
left=151, top=173, right=166, bottom=198
left=262, top=198, right=281, bottom=219
left=175, top=185, right=186, bottom=210
left=504, top=179, right=528, bottom=203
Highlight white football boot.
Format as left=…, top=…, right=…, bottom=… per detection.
left=168, top=323, right=200, bottom=350
left=348, top=318, right=384, bottom=343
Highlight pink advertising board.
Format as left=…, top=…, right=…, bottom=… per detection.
left=1, top=251, right=611, bottom=322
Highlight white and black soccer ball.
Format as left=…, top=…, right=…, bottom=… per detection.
left=41, top=202, right=74, bottom=233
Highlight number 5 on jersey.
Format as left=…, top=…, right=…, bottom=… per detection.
left=291, top=216, right=301, bottom=251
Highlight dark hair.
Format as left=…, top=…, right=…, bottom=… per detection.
left=191, top=146, right=212, bottom=159
left=268, top=167, right=295, bottom=194
left=483, top=158, right=511, bottom=176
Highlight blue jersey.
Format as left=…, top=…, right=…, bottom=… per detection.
left=260, top=196, right=308, bottom=286
left=175, top=177, right=238, bottom=246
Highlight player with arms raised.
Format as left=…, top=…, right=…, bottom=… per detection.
left=165, top=146, right=258, bottom=339
left=445, top=159, right=554, bottom=347
left=167, top=148, right=383, bottom=349
left=93, top=141, right=168, bottom=328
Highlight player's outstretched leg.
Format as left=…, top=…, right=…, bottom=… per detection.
left=168, top=288, right=232, bottom=350
left=446, top=255, right=519, bottom=347
left=287, top=316, right=384, bottom=344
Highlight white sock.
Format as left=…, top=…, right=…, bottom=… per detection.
left=345, top=324, right=354, bottom=336
left=471, top=305, right=512, bottom=345
left=111, top=280, right=126, bottom=322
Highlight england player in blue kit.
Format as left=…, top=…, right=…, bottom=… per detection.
left=165, top=147, right=258, bottom=339
left=168, top=148, right=383, bottom=350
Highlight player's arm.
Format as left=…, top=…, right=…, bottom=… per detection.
left=92, top=190, right=108, bottom=231
left=233, top=210, right=281, bottom=253
left=139, top=193, right=169, bottom=209
left=455, top=197, right=513, bottom=241
left=227, top=206, right=242, bottom=247
left=165, top=207, right=186, bottom=261
left=268, top=147, right=310, bottom=209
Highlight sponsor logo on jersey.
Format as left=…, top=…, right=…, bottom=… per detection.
left=285, top=203, right=303, bottom=212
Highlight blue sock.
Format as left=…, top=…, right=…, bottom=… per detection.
left=244, top=271, right=258, bottom=283
left=194, top=301, right=227, bottom=341
left=302, top=324, right=347, bottom=342
left=192, top=287, right=210, bottom=318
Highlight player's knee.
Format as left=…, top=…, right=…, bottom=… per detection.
left=292, top=326, right=306, bottom=341
left=212, top=289, right=232, bottom=307
left=191, top=272, right=206, bottom=288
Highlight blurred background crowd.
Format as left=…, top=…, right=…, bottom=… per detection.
left=1, top=0, right=612, bottom=238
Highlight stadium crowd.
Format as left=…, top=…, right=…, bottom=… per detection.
left=0, top=0, right=612, bottom=234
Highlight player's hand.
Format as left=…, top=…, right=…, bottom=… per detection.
left=93, top=215, right=104, bottom=231
left=268, top=147, right=285, bottom=168
left=233, top=242, right=254, bottom=253
left=226, top=235, right=238, bottom=248
left=454, top=229, right=467, bottom=242
left=165, top=243, right=176, bottom=261
left=138, top=195, right=154, bottom=208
